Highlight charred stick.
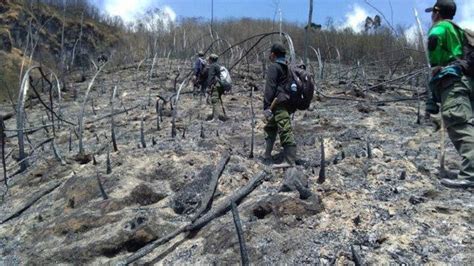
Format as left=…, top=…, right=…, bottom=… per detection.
left=111, top=119, right=118, bottom=152
left=318, top=137, right=326, bottom=184
left=47, top=76, right=56, bottom=136
left=111, top=86, right=118, bottom=152
left=366, top=137, right=372, bottom=159
left=249, top=87, right=255, bottom=159
left=68, top=130, right=72, bottom=152
left=52, top=139, right=66, bottom=165
left=231, top=201, right=250, bottom=266
left=159, top=101, right=164, bottom=122
left=171, top=111, right=177, bottom=139
left=106, top=146, right=112, bottom=174
left=200, top=122, right=205, bottom=139
left=96, top=170, right=108, bottom=200
left=1, top=116, right=7, bottom=188
left=155, top=99, right=161, bottom=130
left=140, top=116, right=147, bottom=148
left=191, top=152, right=231, bottom=222
left=173, top=72, right=181, bottom=93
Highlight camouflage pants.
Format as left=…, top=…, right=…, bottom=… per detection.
left=435, top=76, right=474, bottom=180
left=264, top=107, right=296, bottom=147
left=211, top=85, right=224, bottom=106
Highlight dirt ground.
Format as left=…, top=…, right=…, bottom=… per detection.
left=0, top=59, right=472, bottom=264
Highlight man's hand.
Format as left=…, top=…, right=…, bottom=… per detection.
left=425, top=101, right=439, bottom=115
left=431, top=66, right=442, bottom=77
left=263, top=109, right=273, bottom=122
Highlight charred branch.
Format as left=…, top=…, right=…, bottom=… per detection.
left=191, top=152, right=231, bottom=222
left=318, top=137, right=326, bottom=184
left=231, top=201, right=250, bottom=266
left=122, top=171, right=269, bottom=264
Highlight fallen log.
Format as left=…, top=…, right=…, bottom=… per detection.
left=190, top=152, right=231, bottom=222
left=122, top=170, right=270, bottom=264
left=1, top=181, right=61, bottom=224
left=85, top=104, right=140, bottom=124
left=0, top=112, right=14, bottom=121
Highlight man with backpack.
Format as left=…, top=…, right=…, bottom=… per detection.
left=425, top=0, right=474, bottom=188
left=206, top=53, right=229, bottom=121
left=262, top=43, right=298, bottom=168
left=193, top=51, right=207, bottom=95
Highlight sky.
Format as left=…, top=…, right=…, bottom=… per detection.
left=89, top=0, right=474, bottom=34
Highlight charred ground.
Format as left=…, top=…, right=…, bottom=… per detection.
left=0, top=56, right=472, bottom=264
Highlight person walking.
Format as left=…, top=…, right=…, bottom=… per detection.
left=206, top=53, right=228, bottom=121
left=262, top=43, right=298, bottom=168
left=425, top=0, right=474, bottom=188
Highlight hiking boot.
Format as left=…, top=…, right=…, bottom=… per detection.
left=218, top=114, right=229, bottom=121
left=273, top=145, right=297, bottom=169
left=440, top=178, right=474, bottom=189
left=263, top=139, right=275, bottom=160
left=206, top=105, right=217, bottom=121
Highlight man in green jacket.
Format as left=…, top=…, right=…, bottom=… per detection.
left=425, top=0, right=474, bottom=188
left=263, top=43, right=297, bottom=168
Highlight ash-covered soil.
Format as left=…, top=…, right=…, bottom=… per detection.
left=0, top=59, right=472, bottom=264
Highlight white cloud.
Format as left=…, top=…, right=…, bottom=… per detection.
left=104, top=0, right=153, bottom=22
left=339, top=4, right=369, bottom=33
left=102, top=0, right=177, bottom=25
left=458, top=0, right=474, bottom=29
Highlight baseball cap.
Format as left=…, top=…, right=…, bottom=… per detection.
left=270, top=42, right=286, bottom=55
left=425, top=0, right=456, bottom=17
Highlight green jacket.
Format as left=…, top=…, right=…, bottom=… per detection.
left=428, top=20, right=464, bottom=67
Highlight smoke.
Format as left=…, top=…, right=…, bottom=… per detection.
left=339, top=4, right=370, bottom=33
left=101, top=0, right=176, bottom=24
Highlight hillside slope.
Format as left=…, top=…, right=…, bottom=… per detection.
left=0, top=57, right=472, bottom=264
left=0, top=0, right=121, bottom=102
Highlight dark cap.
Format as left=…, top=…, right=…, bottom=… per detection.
left=197, top=51, right=204, bottom=57
left=270, top=42, right=286, bottom=56
left=425, top=0, right=456, bottom=17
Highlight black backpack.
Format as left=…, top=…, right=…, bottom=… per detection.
left=449, top=21, right=474, bottom=77
left=284, top=65, right=315, bottom=110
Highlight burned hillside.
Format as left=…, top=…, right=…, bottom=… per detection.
left=0, top=0, right=473, bottom=264
left=0, top=49, right=472, bottom=264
